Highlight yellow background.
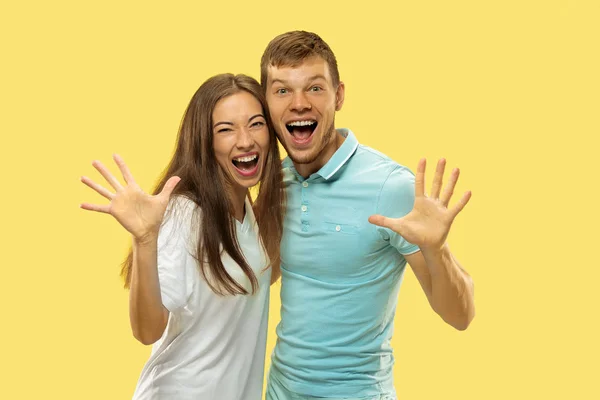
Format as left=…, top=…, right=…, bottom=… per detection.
left=1, top=0, right=598, bottom=398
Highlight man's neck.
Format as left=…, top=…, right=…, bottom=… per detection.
left=294, top=129, right=346, bottom=179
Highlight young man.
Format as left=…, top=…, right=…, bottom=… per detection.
left=261, top=31, right=475, bottom=399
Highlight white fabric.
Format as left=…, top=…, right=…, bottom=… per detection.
left=132, top=196, right=271, bottom=400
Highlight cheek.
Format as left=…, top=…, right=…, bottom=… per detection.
left=212, top=139, right=230, bottom=168
left=319, top=99, right=336, bottom=115
left=216, top=154, right=229, bottom=169
left=268, top=103, right=284, bottom=121
left=258, top=128, right=270, bottom=150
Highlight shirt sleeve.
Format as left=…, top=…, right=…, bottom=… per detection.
left=156, top=196, right=196, bottom=312
left=375, top=165, right=421, bottom=256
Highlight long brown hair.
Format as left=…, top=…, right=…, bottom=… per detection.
left=121, top=74, right=284, bottom=295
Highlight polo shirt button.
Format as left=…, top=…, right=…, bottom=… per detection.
left=301, top=205, right=307, bottom=212
left=302, top=182, right=309, bottom=188
left=335, top=225, right=341, bottom=232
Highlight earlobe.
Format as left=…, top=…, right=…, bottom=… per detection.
left=335, top=81, right=346, bottom=111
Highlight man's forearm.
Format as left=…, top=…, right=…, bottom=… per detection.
left=421, top=244, right=475, bottom=330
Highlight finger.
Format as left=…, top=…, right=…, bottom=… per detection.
left=440, top=168, right=460, bottom=207
left=92, top=160, right=123, bottom=191
left=368, top=214, right=403, bottom=234
left=430, top=158, right=446, bottom=199
left=81, top=176, right=114, bottom=200
left=159, top=176, right=181, bottom=199
left=80, top=202, right=111, bottom=213
left=414, top=158, right=426, bottom=198
left=450, top=191, right=472, bottom=219
left=113, top=154, right=137, bottom=185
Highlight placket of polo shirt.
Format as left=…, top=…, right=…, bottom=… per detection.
left=300, top=178, right=312, bottom=232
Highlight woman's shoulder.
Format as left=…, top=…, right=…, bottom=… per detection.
left=161, top=195, right=202, bottom=236
left=167, top=195, right=200, bottom=217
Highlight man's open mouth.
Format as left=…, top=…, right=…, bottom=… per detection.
left=286, top=120, right=317, bottom=143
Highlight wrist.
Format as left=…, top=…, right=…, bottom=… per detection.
left=420, top=242, right=450, bottom=258
left=133, top=231, right=159, bottom=247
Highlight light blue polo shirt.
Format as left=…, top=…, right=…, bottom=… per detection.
left=269, top=128, right=420, bottom=397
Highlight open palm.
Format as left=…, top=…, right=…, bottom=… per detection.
left=80, top=154, right=180, bottom=241
left=369, top=158, right=471, bottom=250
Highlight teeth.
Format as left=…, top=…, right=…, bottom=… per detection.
left=234, top=154, right=257, bottom=162
left=287, top=120, right=316, bottom=127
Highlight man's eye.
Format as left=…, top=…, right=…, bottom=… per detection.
left=310, top=86, right=322, bottom=92
left=277, top=88, right=288, bottom=94
left=251, top=121, right=265, bottom=127
left=217, top=128, right=231, bottom=133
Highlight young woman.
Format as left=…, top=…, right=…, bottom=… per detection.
left=80, top=74, right=284, bottom=399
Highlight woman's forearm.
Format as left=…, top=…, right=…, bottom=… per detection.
left=129, top=235, right=169, bottom=345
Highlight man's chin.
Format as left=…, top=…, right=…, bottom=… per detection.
left=284, top=145, right=318, bottom=164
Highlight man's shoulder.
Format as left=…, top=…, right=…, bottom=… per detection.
left=355, top=143, right=394, bottom=162
left=351, top=144, right=414, bottom=180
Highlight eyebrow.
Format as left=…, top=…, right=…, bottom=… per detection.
left=270, top=75, right=328, bottom=86
left=213, top=114, right=265, bottom=128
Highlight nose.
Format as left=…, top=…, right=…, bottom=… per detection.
left=290, top=91, right=311, bottom=113
left=235, top=126, right=254, bottom=150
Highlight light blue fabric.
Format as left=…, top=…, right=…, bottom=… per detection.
left=266, top=368, right=397, bottom=400
left=269, top=129, right=420, bottom=398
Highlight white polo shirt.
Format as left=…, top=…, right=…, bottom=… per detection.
left=132, top=196, right=271, bottom=400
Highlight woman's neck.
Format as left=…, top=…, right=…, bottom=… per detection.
left=227, top=184, right=248, bottom=223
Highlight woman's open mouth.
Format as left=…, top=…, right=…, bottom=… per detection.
left=232, top=153, right=260, bottom=177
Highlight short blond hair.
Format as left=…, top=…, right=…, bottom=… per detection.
left=260, top=31, right=340, bottom=89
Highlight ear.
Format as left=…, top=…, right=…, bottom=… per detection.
left=335, top=81, right=345, bottom=111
